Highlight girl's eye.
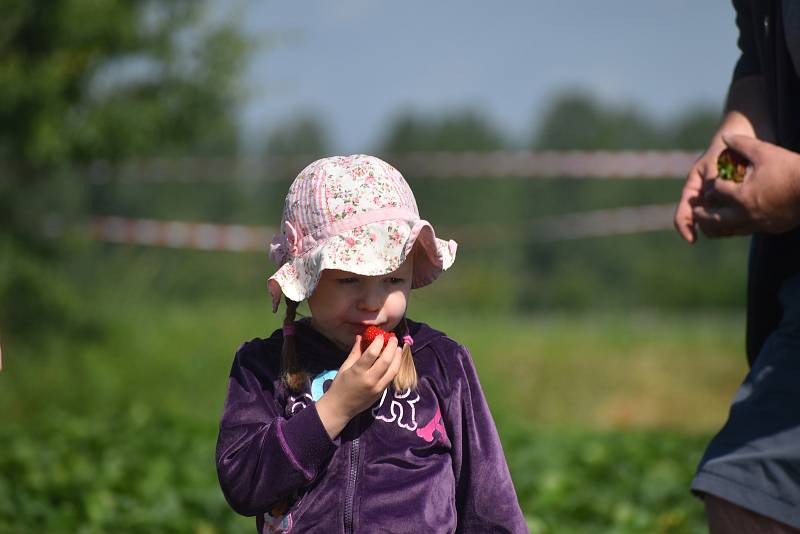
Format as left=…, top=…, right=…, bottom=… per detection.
left=337, top=277, right=359, bottom=285
left=387, top=277, right=404, bottom=284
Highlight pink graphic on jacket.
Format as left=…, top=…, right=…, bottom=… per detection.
left=416, top=405, right=447, bottom=443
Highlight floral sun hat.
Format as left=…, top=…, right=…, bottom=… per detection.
left=268, top=154, right=457, bottom=311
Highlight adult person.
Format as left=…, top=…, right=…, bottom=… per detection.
left=674, top=1, right=800, bottom=531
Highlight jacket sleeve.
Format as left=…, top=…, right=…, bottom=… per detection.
left=446, top=344, right=529, bottom=534
left=215, top=342, right=338, bottom=516
left=731, top=0, right=761, bottom=82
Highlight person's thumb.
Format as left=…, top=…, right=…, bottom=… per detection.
left=721, top=134, right=761, bottom=163
left=339, top=335, right=363, bottom=372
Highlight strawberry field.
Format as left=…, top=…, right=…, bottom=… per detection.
left=0, top=407, right=712, bottom=533
left=0, top=246, right=747, bottom=533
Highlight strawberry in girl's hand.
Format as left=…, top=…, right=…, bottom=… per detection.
left=361, top=326, right=396, bottom=351
left=717, top=148, right=748, bottom=183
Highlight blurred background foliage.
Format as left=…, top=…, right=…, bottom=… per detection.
left=0, top=0, right=245, bottom=166
left=1, top=1, right=751, bottom=533
left=1, top=0, right=247, bottom=347
left=532, top=91, right=721, bottom=151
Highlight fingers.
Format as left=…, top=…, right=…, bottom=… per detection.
left=693, top=205, right=748, bottom=238
left=364, top=335, right=400, bottom=378
left=674, top=166, right=706, bottom=243
left=340, top=335, right=364, bottom=372
left=721, top=134, right=761, bottom=164
left=702, top=177, right=740, bottom=207
left=352, top=333, right=393, bottom=372
left=346, top=333, right=402, bottom=402
left=362, top=336, right=397, bottom=380
left=376, top=345, right=403, bottom=390
left=674, top=194, right=697, bottom=243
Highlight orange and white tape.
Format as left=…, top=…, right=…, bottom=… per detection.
left=95, top=216, right=273, bottom=252
left=394, top=150, right=698, bottom=179
left=61, top=151, right=700, bottom=183
left=84, top=216, right=274, bottom=252
left=44, top=203, right=678, bottom=252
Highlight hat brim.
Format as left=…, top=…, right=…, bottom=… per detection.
left=268, top=219, right=456, bottom=311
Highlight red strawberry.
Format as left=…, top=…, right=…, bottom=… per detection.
left=361, top=325, right=396, bottom=351
left=717, top=148, right=748, bottom=183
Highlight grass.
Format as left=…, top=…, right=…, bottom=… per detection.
left=441, top=311, right=746, bottom=431
left=2, top=291, right=746, bottom=432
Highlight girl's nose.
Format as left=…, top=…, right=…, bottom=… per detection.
left=357, top=286, right=384, bottom=312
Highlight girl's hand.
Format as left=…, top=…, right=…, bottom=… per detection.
left=316, top=333, right=403, bottom=439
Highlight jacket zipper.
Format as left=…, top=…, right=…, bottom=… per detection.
left=344, top=417, right=360, bottom=534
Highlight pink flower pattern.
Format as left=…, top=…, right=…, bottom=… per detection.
left=268, top=155, right=457, bottom=304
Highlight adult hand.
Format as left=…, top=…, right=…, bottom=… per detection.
left=674, top=137, right=728, bottom=243
left=693, top=135, right=800, bottom=238
left=315, top=333, right=402, bottom=439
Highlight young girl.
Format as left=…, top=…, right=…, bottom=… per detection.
left=216, top=155, right=528, bottom=533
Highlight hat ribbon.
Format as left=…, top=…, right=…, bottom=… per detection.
left=269, top=221, right=303, bottom=264
left=270, top=207, right=419, bottom=264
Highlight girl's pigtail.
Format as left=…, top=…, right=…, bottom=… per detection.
left=281, top=297, right=308, bottom=391
left=393, top=317, right=418, bottom=391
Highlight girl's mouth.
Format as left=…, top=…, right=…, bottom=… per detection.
left=345, top=322, right=387, bottom=338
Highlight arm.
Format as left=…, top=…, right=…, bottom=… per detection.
left=215, top=343, right=338, bottom=516
left=690, top=73, right=800, bottom=237
left=674, top=0, right=776, bottom=242
left=722, top=0, right=774, bottom=143
left=447, top=345, right=528, bottom=533
left=674, top=75, right=776, bottom=242
left=216, top=334, right=403, bottom=516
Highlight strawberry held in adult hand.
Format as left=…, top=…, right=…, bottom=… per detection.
left=361, top=326, right=396, bottom=351
left=717, top=147, right=748, bottom=183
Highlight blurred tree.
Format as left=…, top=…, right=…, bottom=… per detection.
left=380, top=109, right=506, bottom=153
left=0, top=0, right=250, bottom=347
left=667, top=105, right=721, bottom=150
left=532, top=91, right=720, bottom=151
left=264, top=114, right=329, bottom=158
left=262, top=114, right=330, bottom=183
left=521, top=90, right=743, bottom=312
left=532, top=91, right=665, bottom=150
left=0, top=0, right=248, bottom=169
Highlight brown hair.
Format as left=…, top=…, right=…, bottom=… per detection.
left=393, top=317, right=417, bottom=391
left=281, top=297, right=309, bottom=391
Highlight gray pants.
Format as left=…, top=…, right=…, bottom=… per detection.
left=692, top=274, right=800, bottom=528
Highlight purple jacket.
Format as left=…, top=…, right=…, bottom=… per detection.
left=216, top=319, right=529, bottom=534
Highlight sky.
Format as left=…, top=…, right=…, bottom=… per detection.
left=235, top=1, right=740, bottom=154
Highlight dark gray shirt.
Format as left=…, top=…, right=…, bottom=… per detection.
left=784, top=0, right=800, bottom=74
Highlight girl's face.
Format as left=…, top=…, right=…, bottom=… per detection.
left=308, top=257, right=413, bottom=351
